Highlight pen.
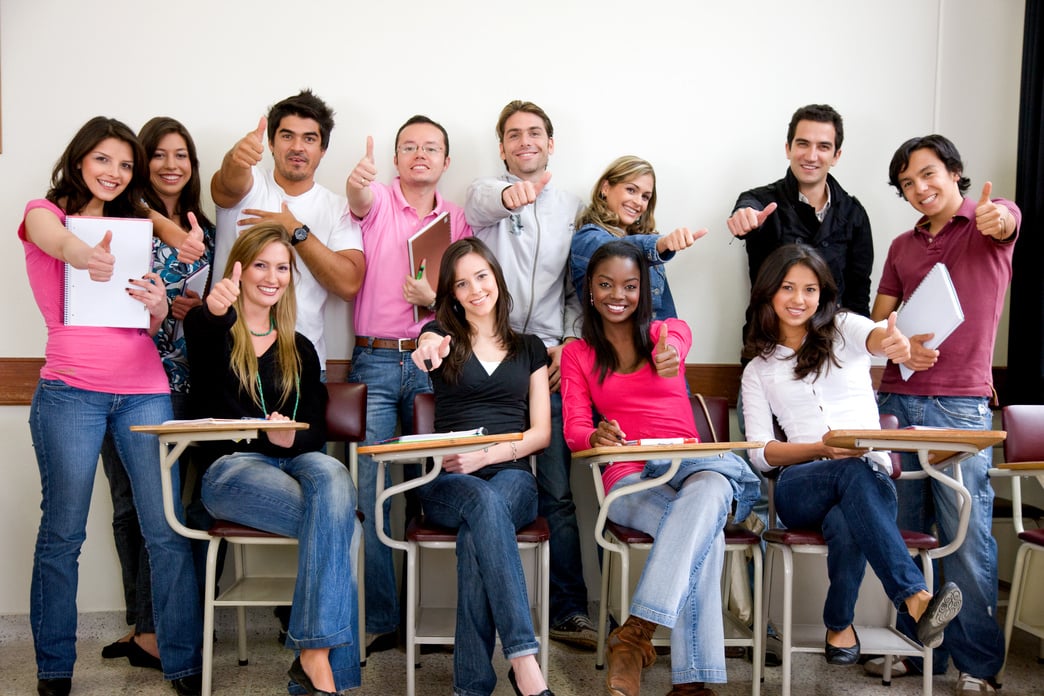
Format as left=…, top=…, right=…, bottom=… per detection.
left=600, top=415, right=625, bottom=442
left=416, top=263, right=425, bottom=280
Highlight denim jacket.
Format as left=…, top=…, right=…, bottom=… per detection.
left=570, top=223, right=677, bottom=320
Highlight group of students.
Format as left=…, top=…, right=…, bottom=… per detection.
left=18, top=94, right=1021, bottom=696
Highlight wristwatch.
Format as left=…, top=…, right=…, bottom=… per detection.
left=290, top=224, right=310, bottom=246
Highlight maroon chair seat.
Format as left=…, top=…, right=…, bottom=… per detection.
left=1017, top=527, right=1044, bottom=546
left=407, top=516, right=550, bottom=544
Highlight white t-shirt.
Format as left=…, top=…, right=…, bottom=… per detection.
left=741, top=312, right=891, bottom=474
left=214, top=167, right=362, bottom=365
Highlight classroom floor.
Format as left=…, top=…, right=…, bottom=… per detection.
left=1, top=608, right=1042, bottom=696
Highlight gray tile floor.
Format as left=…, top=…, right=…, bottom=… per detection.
left=1, top=608, right=1042, bottom=695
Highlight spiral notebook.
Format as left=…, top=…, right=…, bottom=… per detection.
left=63, top=216, right=153, bottom=328
left=895, top=262, right=964, bottom=381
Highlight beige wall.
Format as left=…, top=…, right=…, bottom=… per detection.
left=0, top=0, right=1026, bottom=613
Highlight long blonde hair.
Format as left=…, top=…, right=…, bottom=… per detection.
left=575, top=155, right=658, bottom=236
left=224, top=222, right=301, bottom=411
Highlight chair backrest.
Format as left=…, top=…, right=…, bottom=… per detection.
left=1002, top=405, right=1044, bottom=464
left=325, top=382, right=367, bottom=443
left=690, top=394, right=729, bottom=443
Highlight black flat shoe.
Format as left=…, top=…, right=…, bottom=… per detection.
left=101, top=637, right=131, bottom=658
left=288, top=657, right=336, bottom=696
left=507, top=667, right=555, bottom=696
left=824, top=628, right=860, bottom=665
left=916, top=581, right=963, bottom=649
left=37, top=678, right=71, bottom=696
left=170, top=674, right=202, bottom=696
left=126, top=637, right=163, bottom=670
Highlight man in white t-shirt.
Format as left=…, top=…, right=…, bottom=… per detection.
left=211, top=89, right=364, bottom=367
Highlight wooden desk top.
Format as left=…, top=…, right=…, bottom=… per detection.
left=359, top=432, right=522, bottom=456
left=824, top=428, right=1006, bottom=465
left=572, top=440, right=761, bottom=460
left=131, top=419, right=308, bottom=436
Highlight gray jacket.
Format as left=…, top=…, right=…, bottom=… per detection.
left=466, top=174, right=583, bottom=347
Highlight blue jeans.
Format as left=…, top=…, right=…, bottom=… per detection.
left=878, top=392, right=1004, bottom=679
left=775, top=457, right=928, bottom=630
left=29, top=380, right=202, bottom=681
left=539, top=392, right=590, bottom=625
left=349, top=345, right=431, bottom=635
left=419, top=469, right=540, bottom=696
left=607, top=461, right=733, bottom=685
left=201, top=450, right=361, bottom=692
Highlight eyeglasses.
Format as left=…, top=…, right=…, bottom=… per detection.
left=397, top=144, right=444, bottom=156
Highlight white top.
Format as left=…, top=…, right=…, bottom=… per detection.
left=213, top=167, right=362, bottom=365
left=741, top=312, right=891, bottom=473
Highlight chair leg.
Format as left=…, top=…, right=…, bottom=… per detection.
left=596, top=548, right=612, bottom=669
left=999, top=543, right=1031, bottom=683
left=539, top=539, right=550, bottom=680
left=778, top=546, right=794, bottom=696
left=203, top=539, right=221, bottom=696
left=406, top=543, right=417, bottom=696
left=750, top=544, right=763, bottom=696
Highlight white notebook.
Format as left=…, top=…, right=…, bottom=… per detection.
left=895, top=262, right=965, bottom=380
left=64, top=216, right=153, bottom=328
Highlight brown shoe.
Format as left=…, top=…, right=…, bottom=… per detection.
left=666, top=683, right=717, bottom=696
left=606, top=616, right=658, bottom=696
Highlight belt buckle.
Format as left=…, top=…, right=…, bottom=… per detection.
left=397, top=338, right=412, bottom=352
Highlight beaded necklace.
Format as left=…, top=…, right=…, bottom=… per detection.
left=249, top=317, right=276, bottom=337
left=256, top=373, right=300, bottom=420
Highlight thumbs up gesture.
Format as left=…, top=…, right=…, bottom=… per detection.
left=87, top=230, right=115, bottom=282
left=207, top=261, right=241, bottom=316
left=878, top=311, right=911, bottom=364
left=348, top=135, right=378, bottom=192
left=501, top=170, right=552, bottom=210
left=652, top=323, right=681, bottom=378
left=727, top=201, right=778, bottom=238
left=231, top=116, right=267, bottom=170
left=176, top=211, right=206, bottom=264
left=412, top=333, right=452, bottom=372
left=975, top=181, right=1011, bottom=239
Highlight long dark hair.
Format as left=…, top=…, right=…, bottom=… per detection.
left=433, top=237, right=519, bottom=385
left=138, top=116, right=215, bottom=230
left=743, top=243, right=841, bottom=380
left=46, top=117, right=149, bottom=218
left=581, top=241, right=654, bottom=382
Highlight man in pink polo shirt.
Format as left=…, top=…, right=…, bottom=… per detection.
left=869, top=134, right=1019, bottom=695
left=346, top=115, right=471, bottom=653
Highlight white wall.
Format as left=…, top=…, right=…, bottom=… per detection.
left=0, top=0, right=1025, bottom=613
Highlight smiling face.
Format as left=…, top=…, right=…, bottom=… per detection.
left=394, top=122, right=449, bottom=187
left=270, top=114, right=325, bottom=185
left=897, top=147, right=964, bottom=225
left=499, top=111, right=554, bottom=180
left=785, top=119, right=841, bottom=192
left=601, top=173, right=654, bottom=228
left=148, top=132, right=191, bottom=207
left=79, top=137, right=134, bottom=205
left=452, top=252, right=499, bottom=321
left=590, top=255, right=641, bottom=325
left=241, top=241, right=292, bottom=311
left=771, top=262, right=821, bottom=340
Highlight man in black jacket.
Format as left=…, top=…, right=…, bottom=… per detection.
left=728, top=104, right=873, bottom=352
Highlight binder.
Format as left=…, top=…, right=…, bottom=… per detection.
left=64, top=216, right=153, bottom=328
left=895, top=262, right=965, bottom=380
left=407, top=211, right=451, bottom=322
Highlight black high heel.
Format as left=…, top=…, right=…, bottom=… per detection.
left=288, top=657, right=336, bottom=696
left=507, top=667, right=555, bottom=696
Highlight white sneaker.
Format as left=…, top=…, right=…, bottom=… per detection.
left=955, top=672, right=996, bottom=694
left=863, top=655, right=909, bottom=678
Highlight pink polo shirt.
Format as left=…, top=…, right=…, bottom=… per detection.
left=352, top=178, right=471, bottom=339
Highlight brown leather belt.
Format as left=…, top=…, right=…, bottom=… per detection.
left=355, top=336, right=417, bottom=351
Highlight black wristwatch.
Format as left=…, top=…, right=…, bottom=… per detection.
left=290, top=224, right=310, bottom=246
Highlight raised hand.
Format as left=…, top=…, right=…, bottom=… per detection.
left=726, top=201, right=778, bottom=238
left=231, top=116, right=267, bottom=170
left=906, top=332, right=940, bottom=372
left=879, top=311, right=911, bottom=364
left=412, top=333, right=452, bottom=372
left=652, top=323, right=681, bottom=378
left=171, top=289, right=202, bottom=321
left=176, top=211, right=206, bottom=264
left=207, top=261, right=241, bottom=316
left=656, top=226, right=707, bottom=254
left=501, top=170, right=552, bottom=210
left=974, top=181, right=1010, bottom=239
left=87, top=230, right=115, bottom=282
left=348, top=136, right=378, bottom=192
left=239, top=201, right=300, bottom=233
